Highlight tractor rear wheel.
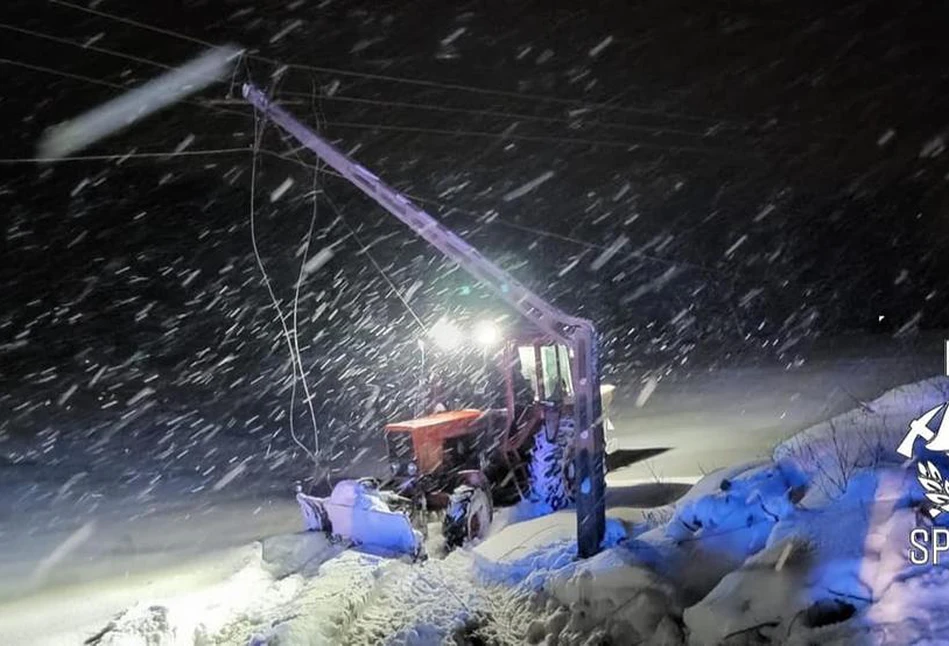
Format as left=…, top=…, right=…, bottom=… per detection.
left=443, top=484, right=493, bottom=549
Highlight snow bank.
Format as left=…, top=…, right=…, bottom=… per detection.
left=259, top=532, right=343, bottom=579
left=775, top=376, right=949, bottom=497
left=90, top=535, right=342, bottom=646
left=474, top=509, right=640, bottom=589
left=473, top=507, right=681, bottom=644
left=533, top=549, right=684, bottom=645
left=94, top=549, right=302, bottom=645
left=625, top=459, right=808, bottom=603
left=682, top=377, right=949, bottom=643
left=90, top=533, right=458, bottom=646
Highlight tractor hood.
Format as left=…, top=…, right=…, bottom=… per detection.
left=385, top=409, right=484, bottom=474
left=384, top=409, right=484, bottom=436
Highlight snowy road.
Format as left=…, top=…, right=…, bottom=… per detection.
left=1, top=333, right=945, bottom=644
left=0, top=496, right=299, bottom=644
left=606, top=333, right=945, bottom=484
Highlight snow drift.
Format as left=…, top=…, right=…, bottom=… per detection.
left=472, top=375, right=949, bottom=645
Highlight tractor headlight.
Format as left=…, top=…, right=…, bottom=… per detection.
left=406, top=461, right=418, bottom=476
left=390, top=462, right=400, bottom=474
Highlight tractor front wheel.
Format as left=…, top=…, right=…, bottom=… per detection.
left=443, top=484, right=493, bottom=549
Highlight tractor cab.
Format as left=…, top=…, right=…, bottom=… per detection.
left=514, top=340, right=575, bottom=407
left=511, top=339, right=615, bottom=435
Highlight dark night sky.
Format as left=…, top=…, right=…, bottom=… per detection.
left=1, top=0, right=948, bottom=448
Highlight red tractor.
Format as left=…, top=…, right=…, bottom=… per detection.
left=296, top=335, right=617, bottom=555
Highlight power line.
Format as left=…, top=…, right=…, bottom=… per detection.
left=0, top=148, right=250, bottom=164
left=318, top=119, right=756, bottom=157
left=0, top=32, right=743, bottom=279
left=0, top=137, right=723, bottom=279
left=0, top=53, right=757, bottom=158
left=251, top=145, right=726, bottom=277
left=5, top=20, right=743, bottom=149
left=48, top=0, right=211, bottom=48
left=0, top=22, right=174, bottom=71
left=0, top=52, right=729, bottom=274
left=250, top=106, right=429, bottom=332
left=254, top=145, right=609, bottom=249
left=0, top=127, right=626, bottom=268
left=0, top=56, right=126, bottom=92
left=46, top=0, right=768, bottom=132
left=321, top=190, right=427, bottom=332
left=0, top=58, right=712, bottom=172
left=272, top=91, right=722, bottom=141
left=248, top=107, right=322, bottom=461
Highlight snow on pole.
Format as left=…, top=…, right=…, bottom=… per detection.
left=37, top=45, right=242, bottom=160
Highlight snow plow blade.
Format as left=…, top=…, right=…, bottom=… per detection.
left=296, top=480, right=424, bottom=558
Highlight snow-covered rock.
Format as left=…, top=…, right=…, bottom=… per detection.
left=627, top=458, right=808, bottom=602
left=683, top=467, right=907, bottom=644
left=684, top=538, right=812, bottom=645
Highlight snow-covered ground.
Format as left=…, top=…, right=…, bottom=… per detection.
left=606, top=332, right=944, bottom=483
left=2, top=335, right=946, bottom=644
left=17, top=365, right=949, bottom=644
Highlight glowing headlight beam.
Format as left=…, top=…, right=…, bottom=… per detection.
left=473, top=320, right=500, bottom=346
left=429, top=318, right=462, bottom=352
